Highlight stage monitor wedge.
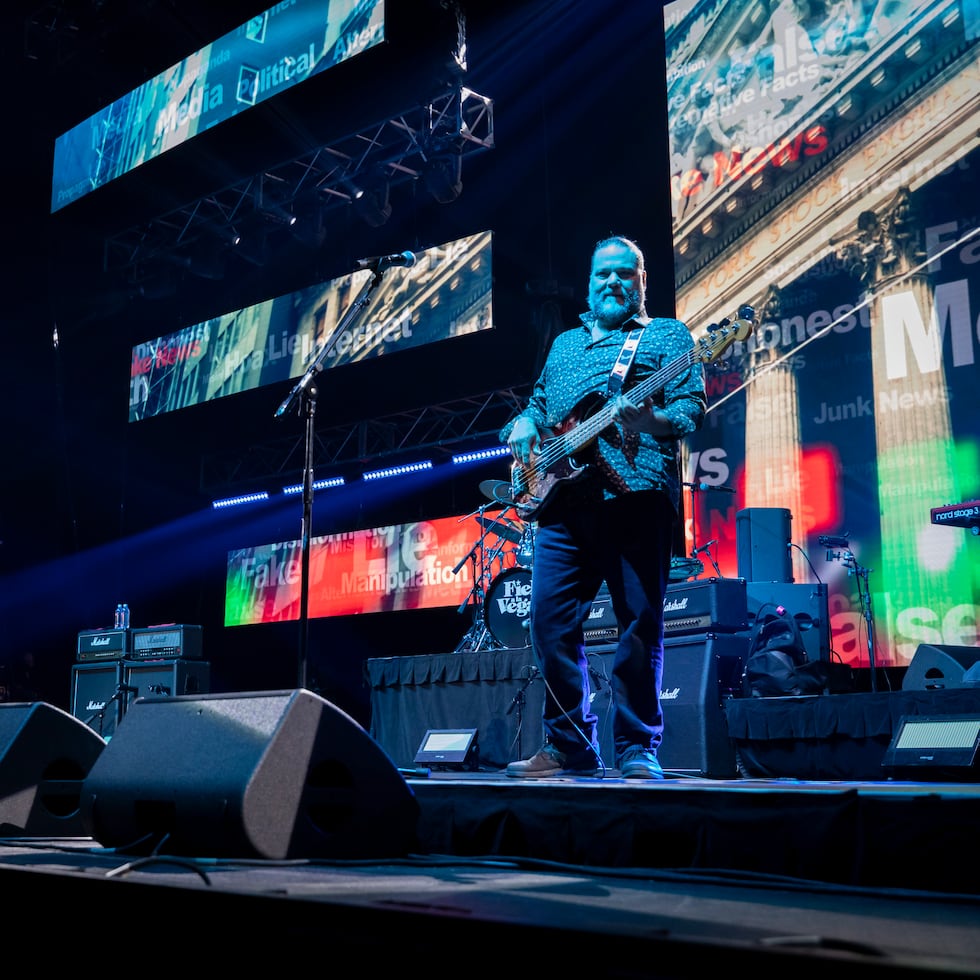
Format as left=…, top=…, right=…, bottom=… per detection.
left=902, top=644, right=980, bottom=691
left=80, top=689, right=419, bottom=859
left=882, top=714, right=980, bottom=781
left=0, top=702, right=107, bottom=836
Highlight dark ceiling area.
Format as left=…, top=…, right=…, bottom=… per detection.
left=1, top=1, right=673, bottom=709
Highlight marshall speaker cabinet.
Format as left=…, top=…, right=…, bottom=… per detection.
left=123, top=660, right=210, bottom=700
left=589, top=631, right=749, bottom=777
left=71, top=662, right=124, bottom=739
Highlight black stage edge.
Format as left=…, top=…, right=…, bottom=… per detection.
left=368, top=648, right=980, bottom=896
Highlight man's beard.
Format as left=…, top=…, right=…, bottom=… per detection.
left=590, top=286, right=642, bottom=326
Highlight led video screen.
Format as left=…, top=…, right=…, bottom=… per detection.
left=129, top=230, right=493, bottom=421
left=52, top=0, right=385, bottom=212
left=665, top=0, right=980, bottom=666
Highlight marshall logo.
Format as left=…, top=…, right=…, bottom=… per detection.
left=660, top=687, right=681, bottom=700
left=91, top=636, right=111, bottom=646
left=86, top=699, right=107, bottom=711
left=663, top=596, right=689, bottom=612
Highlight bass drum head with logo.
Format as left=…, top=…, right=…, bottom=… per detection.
left=485, top=567, right=532, bottom=649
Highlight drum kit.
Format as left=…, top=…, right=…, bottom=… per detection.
left=453, top=480, right=536, bottom=653
left=453, top=477, right=711, bottom=653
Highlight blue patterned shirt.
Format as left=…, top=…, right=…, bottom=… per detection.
left=501, top=315, right=706, bottom=513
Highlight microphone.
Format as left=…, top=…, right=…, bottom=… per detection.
left=684, top=481, right=736, bottom=493
left=355, top=250, right=417, bottom=272
left=692, top=538, right=717, bottom=556
left=818, top=534, right=850, bottom=548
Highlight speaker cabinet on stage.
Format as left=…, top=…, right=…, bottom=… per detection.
left=71, top=662, right=123, bottom=739
left=0, top=702, right=106, bottom=836
left=589, top=632, right=748, bottom=778
left=742, top=581, right=831, bottom=663
left=736, top=507, right=793, bottom=583
left=902, top=645, right=980, bottom=691
left=123, top=659, right=210, bottom=701
left=79, top=689, right=419, bottom=860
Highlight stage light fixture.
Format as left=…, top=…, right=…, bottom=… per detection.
left=282, top=477, right=345, bottom=495
left=233, top=228, right=270, bottom=267
left=261, top=200, right=297, bottom=227
left=363, top=460, right=433, bottom=481
left=211, top=491, right=270, bottom=510
left=289, top=206, right=326, bottom=248
left=452, top=446, right=510, bottom=465
left=352, top=177, right=392, bottom=228
left=422, top=152, right=463, bottom=204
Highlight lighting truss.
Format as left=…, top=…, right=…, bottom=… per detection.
left=201, top=386, right=528, bottom=496
left=103, top=85, right=494, bottom=278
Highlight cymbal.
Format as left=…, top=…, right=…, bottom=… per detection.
left=479, top=479, right=515, bottom=505
left=476, top=515, right=522, bottom=545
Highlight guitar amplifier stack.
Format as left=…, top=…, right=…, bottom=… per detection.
left=71, top=624, right=209, bottom=739
left=658, top=577, right=752, bottom=777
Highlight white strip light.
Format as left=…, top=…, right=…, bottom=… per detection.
left=363, top=460, right=433, bottom=481
left=211, top=491, right=270, bottom=510
left=452, top=445, right=510, bottom=465
left=282, top=476, right=346, bottom=495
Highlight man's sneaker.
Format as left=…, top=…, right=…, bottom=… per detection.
left=618, top=745, right=664, bottom=780
left=506, top=743, right=601, bottom=778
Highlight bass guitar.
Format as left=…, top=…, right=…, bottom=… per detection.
left=510, top=307, right=756, bottom=521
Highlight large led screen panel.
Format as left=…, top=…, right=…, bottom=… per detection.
left=52, top=0, right=385, bottom=212
left=129, top=230, right=493, bottom=421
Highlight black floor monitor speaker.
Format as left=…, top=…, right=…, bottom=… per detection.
left=736, top=507, right=793, bottom=583
left=0, top=702, right=107, bottom=836
left=882, top=714, right=980, bottom=780
left=79, top=689, right=419, bottom=859
left=902, top=644, right=980, bottom=691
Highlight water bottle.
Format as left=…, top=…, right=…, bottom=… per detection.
left=114, top=603, right=124, bottom=629
left=121, top=603, right=131, bottom=630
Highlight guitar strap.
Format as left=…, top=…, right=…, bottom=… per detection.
left=606, top=325, right=645, bottom=398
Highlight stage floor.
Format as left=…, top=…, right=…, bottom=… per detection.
left=4, top=773, right=980, bottom=977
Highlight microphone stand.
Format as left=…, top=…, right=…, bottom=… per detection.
left=274, top=266, right=387, bottom=691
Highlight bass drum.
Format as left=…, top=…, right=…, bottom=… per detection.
left=485, top=567, right=532, bottom=649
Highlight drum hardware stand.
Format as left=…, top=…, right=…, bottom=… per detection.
left=507, top=666, right=539, bottom=760
left=692, top=538, right=722, bottom=577
left=453, top=505, right=505, bottom=653
left=824, top=536, right=880, bottom=691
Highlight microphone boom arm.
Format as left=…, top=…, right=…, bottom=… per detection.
left=275, top=267, right=384, bottom=420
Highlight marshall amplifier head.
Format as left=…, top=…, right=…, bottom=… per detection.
left=77, top=629, right=129, bottom=662
left=129, top=624, right=203, bottom=660
left=662, top=578, right=749, bottom=635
